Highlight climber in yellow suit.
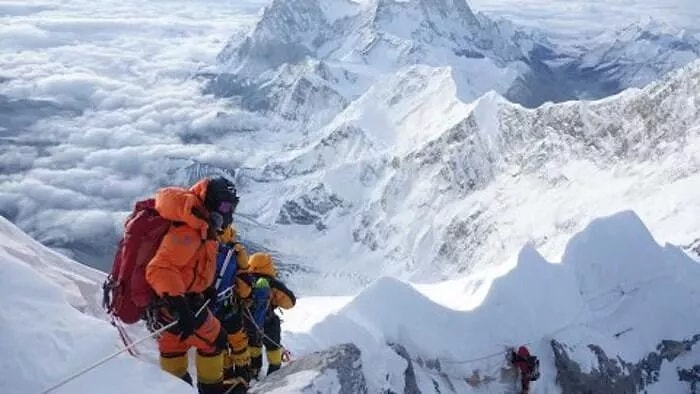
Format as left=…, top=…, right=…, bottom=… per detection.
left=239, top=252, right=296, bottom=379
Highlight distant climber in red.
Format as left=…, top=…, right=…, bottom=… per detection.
left=510, top=345, right=540, bottom=394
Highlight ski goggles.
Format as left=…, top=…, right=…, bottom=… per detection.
left=217, top=200, right=234, bottom=213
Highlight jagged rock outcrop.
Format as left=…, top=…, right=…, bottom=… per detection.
left=389, top=344, right=421, bottom=394
left=552, top=336, right=700, bottom=393
left=210, top=0, right=560, bottom=121
left=679, top=366, right=700, bottom=394
left=356, top=61, right=700, bottom=277
left=250, top=343, right=367, bottom=394
left=276, top=183, right=347, bottom=230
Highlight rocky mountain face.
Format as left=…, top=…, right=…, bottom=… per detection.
left=250, top=344, right=367, bottom=394
left=230, top=59, right=700, bottom=284
left=208, top=0, right=558, bottom=126
left=25, top=0, right=700, bottom=277
left=272, top=336, right=700, bottom=393
left=201, top=0, right=700, bottom=284
left=552, top=337, right=700, bottom=394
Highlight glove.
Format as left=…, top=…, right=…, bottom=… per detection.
left=166, top=295, right=195, bottom=340
left=204, top=286, right=218, bottom=307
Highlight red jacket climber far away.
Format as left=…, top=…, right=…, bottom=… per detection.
left=510, top=346, right=540, bottom=394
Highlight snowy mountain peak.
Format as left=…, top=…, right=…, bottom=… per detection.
left=373, top=0, right=477, bottom=22
left=630, top=15, right=686, bottom=37
left=558, top=16, right=700, bottom=95
left=604, top=16, right=697, bottom=46
left=219, top=0, right=523, bottom=76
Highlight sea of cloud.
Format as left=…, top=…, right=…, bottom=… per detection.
left=0, top=0, right=268, bottom=268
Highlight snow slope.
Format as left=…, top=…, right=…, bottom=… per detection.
left=281, top=210, right=700, bottom=393
left=0, top=216, right=190, bottom=394
left=0, top=214, right=105, bottom=314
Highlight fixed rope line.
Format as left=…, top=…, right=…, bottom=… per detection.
left=242, top=307, right=286, bottom=351
left=42, top=292, right=222, bottom=394
left=415, top=274, right=666, bottom=367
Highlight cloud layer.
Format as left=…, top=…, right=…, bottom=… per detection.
left=0, top=0, right=268, bottom=269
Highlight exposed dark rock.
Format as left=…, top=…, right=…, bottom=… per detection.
left=250, top=343, right=367, bottom=394
left=389, top=343, right=422, bottom=394
left=678, top=365, right=700, bottom=394
left=552, top=335, right=700, bottom=394
left=437, top=209, right=495, bottom=273
left=686, top=238, right=700, bottom=259
left=276, top=184, right=346, bottom=227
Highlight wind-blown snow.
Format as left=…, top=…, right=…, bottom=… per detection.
left=0, top=216, right=190, bottom=394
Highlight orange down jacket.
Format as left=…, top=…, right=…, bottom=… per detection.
left=145, top=179, right=218, bottom=297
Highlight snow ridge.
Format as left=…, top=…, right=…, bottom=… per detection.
left=283, top=210, right=700, bottom=393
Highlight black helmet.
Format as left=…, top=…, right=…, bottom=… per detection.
left=204, top=177, right=239, bottom=228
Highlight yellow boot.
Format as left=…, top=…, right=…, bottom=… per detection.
left=266, top=348, right=282, bottom=376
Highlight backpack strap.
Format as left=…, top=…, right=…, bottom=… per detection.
left=215, top=248, right=236, bottom=291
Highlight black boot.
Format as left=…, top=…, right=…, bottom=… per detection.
left=223, top=366, right=235, bottom=381
left=267, top=364, right=281, bottom=376
left=197, top=380, right=247, bottom=394
left=234, top=364, right=251, bottom=384
left=250, top=355, right=262, bottom=380
left=197, top=382, right=222, bottom=394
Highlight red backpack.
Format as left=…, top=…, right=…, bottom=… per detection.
left=102, top=199, right=171, bottom=324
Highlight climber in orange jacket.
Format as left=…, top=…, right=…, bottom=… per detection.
left=145, top=176, right=240, bottom=394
